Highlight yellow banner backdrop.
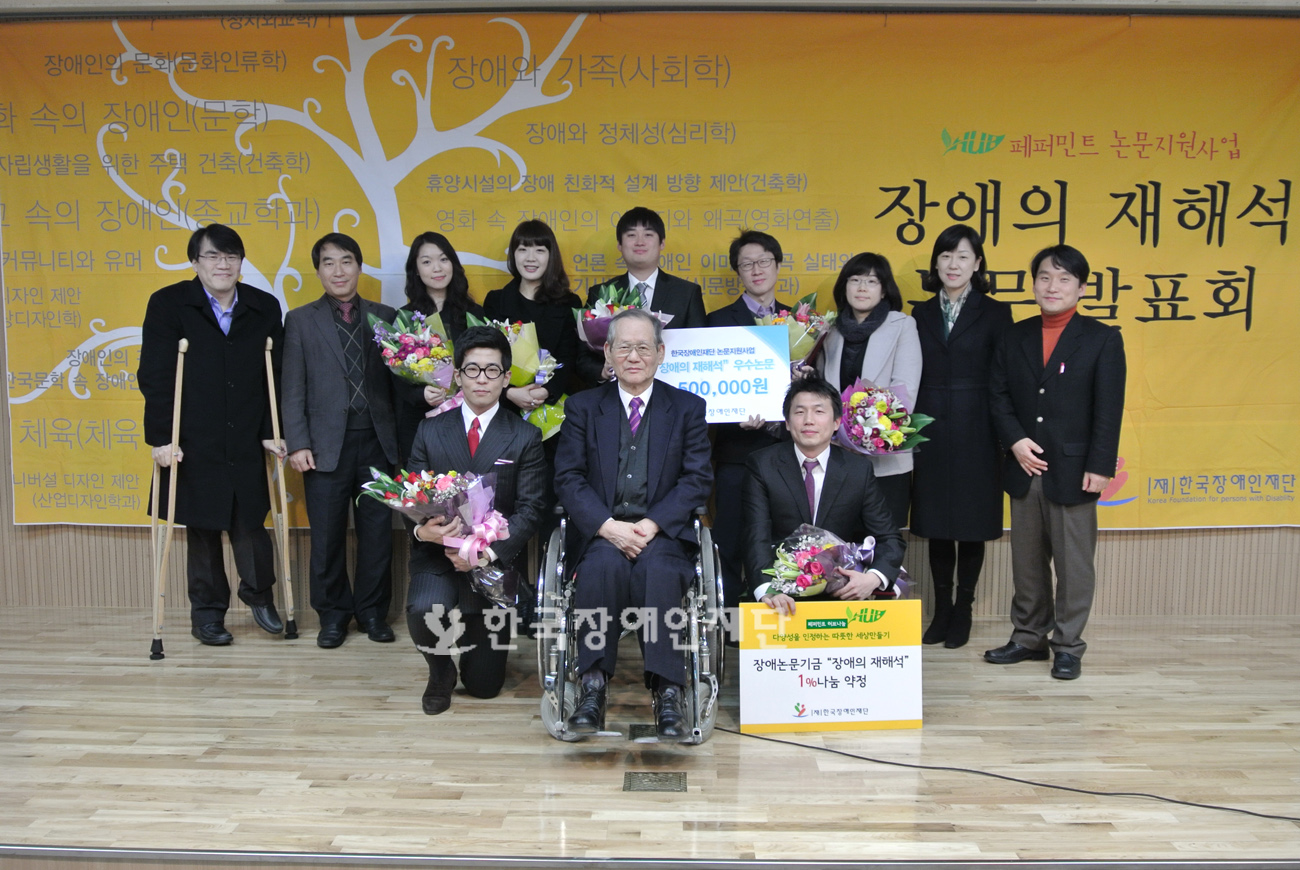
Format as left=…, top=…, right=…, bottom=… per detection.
left=2, top=12, right=1297, bottom=526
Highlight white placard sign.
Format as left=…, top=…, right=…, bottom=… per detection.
left=658, top=326, right=790, bottom=423
left=739, top=600, right=923, bottom=733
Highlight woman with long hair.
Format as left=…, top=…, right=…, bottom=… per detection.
left=482, top=219, right=582, bottom=413
left=811, top=252, right=921, bottom=528
left=910, top=224, right=1014, bottom=649
left=395, top=232, right=484, bottom=459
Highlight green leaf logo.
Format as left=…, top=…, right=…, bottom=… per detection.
left=941, top=129, right=1005, bottom=155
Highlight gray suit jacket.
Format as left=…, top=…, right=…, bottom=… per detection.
left=818, top=310, right=923, bottom=477
left=282, top=294, right=400, bottom=473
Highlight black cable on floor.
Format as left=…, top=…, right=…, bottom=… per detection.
left=715, top=727, right=1300, bottom=824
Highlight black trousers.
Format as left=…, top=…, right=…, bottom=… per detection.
left=406, top=569, right=511, bottom=698
left=302, top=427, right=393, bottom=628
left=711, top=461, right=748, bottom=610
left=573, top=535, right=691, bottom=687
left=186, top=494, right=275, bottom=628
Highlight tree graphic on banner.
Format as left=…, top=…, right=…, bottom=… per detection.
left=12, top=13, right=586, bottom=404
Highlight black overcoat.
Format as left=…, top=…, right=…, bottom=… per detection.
left=909, top=291, right=1013, bottom=541
left=137, top=277, right=283, bottom=529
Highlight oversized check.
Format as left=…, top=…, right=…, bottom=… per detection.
left=658, top=326, right=790, bottom=423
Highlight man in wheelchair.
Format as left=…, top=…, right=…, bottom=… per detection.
left=553, top=309, right=713, bottom=741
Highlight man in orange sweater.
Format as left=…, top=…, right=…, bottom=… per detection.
left=985, top=245, right=1127, bottom=680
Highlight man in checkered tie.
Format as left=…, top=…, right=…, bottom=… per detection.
left=282, top=234, right=401, bottom=649
left=554, top=308, right=713, bottom=741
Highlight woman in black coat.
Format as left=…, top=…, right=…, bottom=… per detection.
left=482, top=219, right=582, bottom=414
left=910, top=224, right=1014, bottom=649
left=395, top=232, right=484, bottom=460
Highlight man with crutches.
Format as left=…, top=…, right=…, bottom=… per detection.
left=138, top=224, right=287, bottom=647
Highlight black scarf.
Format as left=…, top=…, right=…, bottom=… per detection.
left=837, top=304, right=888, bottom=388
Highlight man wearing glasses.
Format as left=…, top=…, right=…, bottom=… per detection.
left=554, top=308, right=713, bottom=741
left=282, top=233, right=401, bottom=649
left=406, top=327, right=547, bottom=714
left=138, top=223, right=286, bottom=646
left=705, top=230, right=796, bottom=615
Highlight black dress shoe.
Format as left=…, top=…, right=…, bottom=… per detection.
left=421, top=654, right=457, bottom=715
left=358, top=617, right=395, bottom=643
left=191, top=623, right=233, bottom=646
left=983, top=641, right=1049, bottom=664
left=250, top=604, right=283, bottom=635
left=566, top=684, right=606, bottom=734
left=317, top=623, right=348, bottom=649
left=1051, top=652, right=1082, bottom=680
left=653, top=683, right=689, bottom=741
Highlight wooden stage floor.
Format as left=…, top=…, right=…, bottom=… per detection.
left=1, top=606, right=1298, bottom=867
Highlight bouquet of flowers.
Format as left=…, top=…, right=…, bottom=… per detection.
left=369, top=310, right=454, bottom=389
left=439, top=472, right=519, bottom=608
left=762, top=524, right=858, bottom=598
left=523, top=393, right=567, bottom=441
left=837, top=378, right=934, bottom=455
left=573, top=281, right=673, bottom=351
left=764, top=524, right=910, bottom=600
left=758, top=291, right=835, bottom=363
left=466, top=314, right=561, bottom=388
left=357, top=467, right=472, bottom=525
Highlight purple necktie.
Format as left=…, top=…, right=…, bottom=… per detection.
left=338, top=300, right=356, bottom=324
left=629, top=396, right=643, bottom=436
left=803, top=458, right=819, bottom=519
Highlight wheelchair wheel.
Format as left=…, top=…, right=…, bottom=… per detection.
left=535, top=522, right=566, bottom=690
left=684, top=522, right=724, bottom=745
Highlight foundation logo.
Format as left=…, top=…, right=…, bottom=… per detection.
left=792, top=703, right=809, bottom=718
left=942, top=129, right=1005, bottom=155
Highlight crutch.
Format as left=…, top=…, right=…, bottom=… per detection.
left=150, top=337, right=188, bottom=660
left=264, top=336, right=298, bottom=639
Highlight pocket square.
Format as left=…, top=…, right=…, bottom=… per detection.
left=493, top=458, right=514, bottom=466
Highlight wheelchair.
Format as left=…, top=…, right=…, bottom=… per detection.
left=535, top=507, right=724, bottom=744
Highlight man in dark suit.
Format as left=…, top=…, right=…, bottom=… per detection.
left=743, top=376, right=905, bottom=615
left=985, top=244, right=1126, bottom=680
left=576, top=207, right=706, bottom=384
left=707, top=230, right=795, bottom=612
left=138, top=223, right=286, bottom=645
left=283, top=233, right=401, bottom=649
left=554, top=308, right=713, bottom=740
left=407, top=327, right=547, bottom=714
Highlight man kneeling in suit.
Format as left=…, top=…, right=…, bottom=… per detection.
left=409, top=327, right=547, bottom=714
left=744, top=376, right=906, bottom=615
left=554, top=308, right=713, bottom=740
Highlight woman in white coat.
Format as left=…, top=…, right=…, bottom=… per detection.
left=811, top=252, right=922, bottom=529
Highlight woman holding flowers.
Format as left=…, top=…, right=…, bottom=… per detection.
left=482, top=219, right=582, bottom=415
left=910, top=224, right=1014, bottom=649
left=396, top=232, right=485, bottom=459
left=811, top=252, right=922, bottom=530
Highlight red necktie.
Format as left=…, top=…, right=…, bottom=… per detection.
left=468, top=417, right=480, bottom=457
left=338, top=300, right=355, bottom=323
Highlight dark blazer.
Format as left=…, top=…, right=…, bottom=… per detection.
left=137, top=277, right=283, bottom=529
left=989, top=311, right=1126, bottom=506
left=743, top=443, right=905, bottom=599
left=554, top=379, right=713, bottom=561
left=576, top=272, right=707, bottom=384
left=281, top=294, right=400, bottom=473
left=706, top=295, right=792, bottom=465
left=407, top=404, right=547, bottom=577
left=909, top=292, right=1015, bottom=541
left=586, top=270, right=707, bottom=329
left=483, top=279, right=583, bottom=407
left=395, top=298, right=483, bottom=461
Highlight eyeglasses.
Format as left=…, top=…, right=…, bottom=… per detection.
left=197, top=253, right=242, bottom=265
left=458, top=363, right=505, bottom=380
left=610, top=342, right=656, bottom=359
left=738, top=257, right=776, bottom=272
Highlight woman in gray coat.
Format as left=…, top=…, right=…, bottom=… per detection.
left=812, top=253, right=922, bottom=529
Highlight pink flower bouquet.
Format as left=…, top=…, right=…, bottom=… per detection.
left=837, top=378, right=934, bottom=456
